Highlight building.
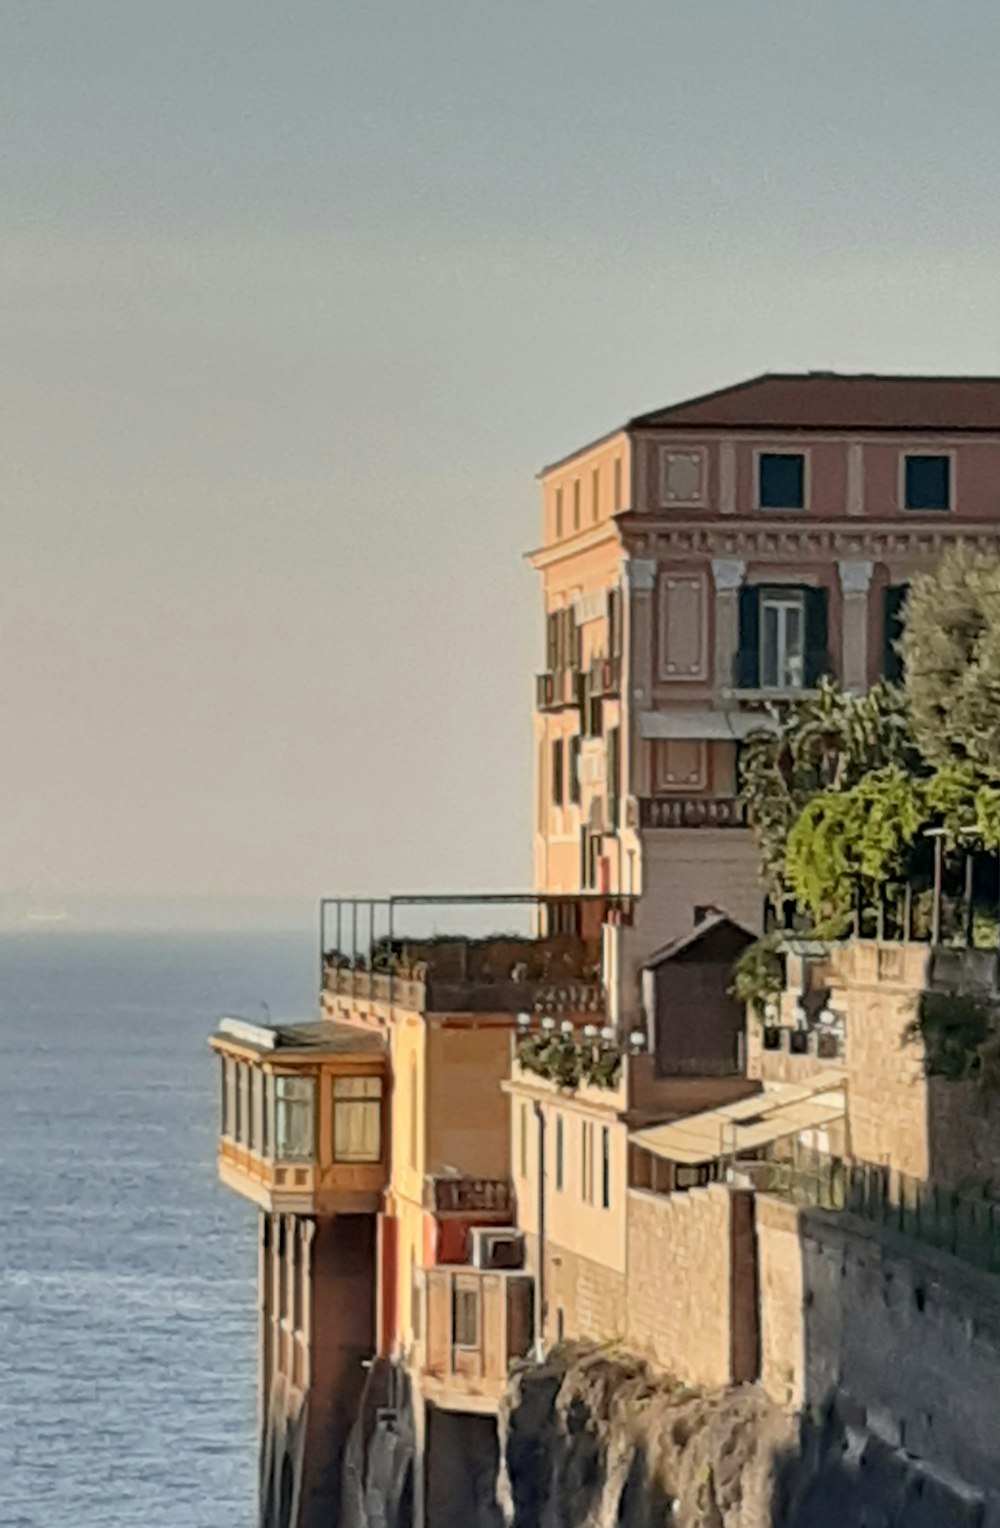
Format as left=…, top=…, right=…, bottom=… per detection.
left=531, top=372, right=1000, bottom=1030
left=210, top=371, right=1000, bottom=1526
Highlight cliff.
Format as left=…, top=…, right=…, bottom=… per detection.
left=497, top=1345, right=994, bottom=1528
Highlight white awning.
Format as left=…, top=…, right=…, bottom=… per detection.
left=639, top=709, right=779, bottom=742
left=630, top=1075, right=846, bottom=1166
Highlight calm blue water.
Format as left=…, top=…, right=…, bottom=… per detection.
left=0, top=930, right=317, bottom=1528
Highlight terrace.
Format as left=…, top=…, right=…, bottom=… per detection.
left=319, top=893, right=635, bottom=1023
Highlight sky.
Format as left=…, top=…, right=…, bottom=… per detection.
left=4, top=1, right=1000, bottom=923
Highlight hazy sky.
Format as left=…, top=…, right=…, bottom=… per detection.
left=5, top=2, right=1000, bottom=911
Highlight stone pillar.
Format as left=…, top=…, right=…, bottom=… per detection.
left=625, top=557, right=657, bottom=797
left=846, top=442, right=865, bottom=517
left=710, top=558, right=746, bottom=694
left=838, top=558, right=874, bottom=692
left=719, top=441, right=736, bottom=514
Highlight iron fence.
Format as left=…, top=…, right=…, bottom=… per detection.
left=752, top=1146, right=1000, bottom=1276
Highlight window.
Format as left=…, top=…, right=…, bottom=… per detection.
left=613, top=456, right=623, bottom=511
left=581, top=1120, right=594, bottom=1203
left=883, top=584, right=909, bottom=683
left=409, top=1056, right=418, bottom=1170
left=737, top=585, right=828, bottom=690
left=519, top=1102, right=528, bottom=1178
left=569, top=735, right=581, bottom=805
left=904, top=454, right=950, bottom=511
left=555, top=1114, right=564, bottom=1191
left=601, top=1127, right=611, bottom=1210
left=546, top=612, right=559, bottom=671
left=606, top=726, right=620, bottom=832
left=607, top=587, right=622, bottom=658
left=453, top=1286, right=479, bottom=1349
left=247, top=1065, right=255, bottom=1151
left=573, top=478, right=581, bottom=529
left=235, top=1062, right=247, bottom=1144
left=760, top=589, right=805, bottom=690
left=591, top=466, right=600, bottom=523
left=220, top=1058, right=232, bottom=1138
left=551, top=739, right=565, bottom=806
left=333, top=1076, right=383, bottom=1162
left=758, top=452, right=805, bottom=510
left=274, top=1076, right=316, bottom=1162
left=555, top=486, right=564, bottom=538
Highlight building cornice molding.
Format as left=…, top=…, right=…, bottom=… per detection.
left=525, top=521, right=623, bottom=571
left=621, top=519, right=1000, bottom=564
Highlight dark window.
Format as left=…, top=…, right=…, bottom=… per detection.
left=614, top=456, right=623, bottom=511
left=591, top=466, right=600, bottom=523
left=883, top=584, right=909, bottom=682
left=904, top=455, right=950, bottom=511
left=607, top=586, right=622, bottom=658
left=573, top=478, right=581, bottom=529
left=546, top=613, right=559, bottom=671
left=759, top=453, right=805, bottom=510
left=555, top=1114, right=564, bottom=1191
left=555, top=487, right=563, bottom=538
left=586, top=834, right=601, bottom=890
left=569, top=736, right=581, bottom=805
left=606, top=726, right=621, bottom=831
left=453, top=1287, right=479, bottom=1349
left=601, top=1126, right=611, bottom=1209
left=551, top=739, right=564, bottom=805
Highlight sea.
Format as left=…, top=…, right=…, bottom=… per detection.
left=0, top=928, right=317, bottom=1528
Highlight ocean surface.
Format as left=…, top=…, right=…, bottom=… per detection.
left=0, top=929, right=318, bottom=1528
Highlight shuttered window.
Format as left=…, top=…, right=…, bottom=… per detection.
left=551, top=739, right=565, bottom=805
left=884, top=584, right=908, bottom=682
left=736, top=585, right=829, bottom=690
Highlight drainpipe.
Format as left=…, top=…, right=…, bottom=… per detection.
left=532, top=1101, right=546, bottom=1361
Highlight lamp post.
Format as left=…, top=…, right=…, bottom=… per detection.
left=924, top=827, right=946, bottom=946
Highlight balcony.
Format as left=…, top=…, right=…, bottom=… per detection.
left=535, top=666, right=581, bottom=712
left=588, top=653, right=621, bottom=699
left=320, top=894, right=634, bottom=1022
left=638, top=796, right=748, bottom=830
left=425, top=1174, right=513, bottom=1217
left=209, top=1017, right=389, bottom=1214
left=419, top=1265, right=534, bottom=1413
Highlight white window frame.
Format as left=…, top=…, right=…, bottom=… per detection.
left=754, top=447, right=810, bottom=512
left=898, top=449, right=956, bottom=513
left=759, top=588, right=806, bottom=692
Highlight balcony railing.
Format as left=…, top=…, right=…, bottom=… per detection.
left=320, top=894, right=635, bottom=1017
left=535, top=667, right=581, bottom=712
left=639, top=796, right=748, bottom=830
left=425, top=1175, right=513, bottom=1215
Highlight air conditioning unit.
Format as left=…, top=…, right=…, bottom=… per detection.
left=469, top=1227, right=524, bottom=1271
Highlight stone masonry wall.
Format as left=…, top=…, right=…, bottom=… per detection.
left=625, top=1184, right=754, bottom=1389
left=534, top=1237, right=626, bottom=1347
left=756, top=1195, right=1000, bottom=1499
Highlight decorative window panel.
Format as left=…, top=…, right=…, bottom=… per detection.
left=655, top=740, right=707, bottom=792
left=659, top=448, right=706, bottom=507
left=658, top=573, right=708, bottom=681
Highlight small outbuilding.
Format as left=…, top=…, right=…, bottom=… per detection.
left=641, top=911, right=756, bottom=1078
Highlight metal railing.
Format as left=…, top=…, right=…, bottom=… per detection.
left=752, top=1147, right=1000, bottom=1275
left=425, top=1175, right=513, bottom=1215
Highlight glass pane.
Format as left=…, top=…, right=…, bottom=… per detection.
left=761, top=603, right=779, bottom=688
left=759, top=453, right=804, bottom=509
left=905, top=455, right=950, bottom=511
left=784, top=604, right=803, bottom=688
left=275, top=1077, right=315, bottom=1161
left=334, top=1100, right=381, bottom=1163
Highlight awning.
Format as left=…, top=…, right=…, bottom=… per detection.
left=639, top=709, right=779, bottom=742
left=629, top=1074, right=846, bottom=1167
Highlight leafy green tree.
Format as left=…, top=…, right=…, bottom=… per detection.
left=903, top=545, right=1000, bottom=778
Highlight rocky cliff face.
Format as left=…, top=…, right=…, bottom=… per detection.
left=340, top=1346, right=996, bottom=1527
left=496, top=1346, right=995, bottom=1528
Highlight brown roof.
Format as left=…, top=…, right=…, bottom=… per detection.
left=629, top=372, right=1000, bottom=433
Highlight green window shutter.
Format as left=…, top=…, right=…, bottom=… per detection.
left=736, top=587, right=760, bottom=688
left=804, top=586, right=830, bottom=686
left=883, top=584, right=908, bottom=682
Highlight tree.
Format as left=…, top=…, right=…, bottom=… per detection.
left=903, top=545, right=1000, bottom=778
left=739, top=678, right=915, bottom=896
